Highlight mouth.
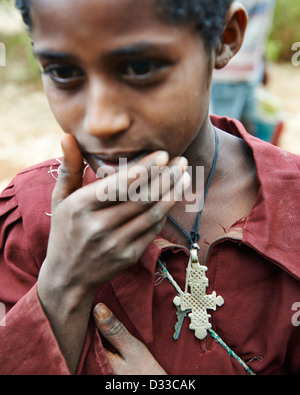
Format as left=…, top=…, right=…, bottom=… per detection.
left=86, top=150, right=151, bottom=171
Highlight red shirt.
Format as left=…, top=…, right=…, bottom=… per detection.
left=0, top=116, right=299, bottom=375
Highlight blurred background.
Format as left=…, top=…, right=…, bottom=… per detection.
left=0, top=0, right=300, bottom=192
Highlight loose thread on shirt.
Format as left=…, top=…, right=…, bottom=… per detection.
left=154, top=268, right=167, bottom=286
left=48, top=158, right=89, bottom=181
left=157, top=259, right=256, bottom=376
left=46, top=159, right=90, bottom=217
left=157, top=259, right=182, bottom=294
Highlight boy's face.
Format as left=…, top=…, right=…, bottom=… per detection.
left=32, top=0, right=213, bottom=172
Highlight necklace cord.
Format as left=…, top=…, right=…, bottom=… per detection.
left=159, top=130, right=256, bottom=376
left=168, top=127, right=220, bottom=247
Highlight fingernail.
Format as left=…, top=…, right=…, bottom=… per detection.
left=176, top=157, right=188, bottom=170
left=155, top=151, right=169, bottom=166
left=182, top=171, right=191, bottom=188
left=94, top=303, right=111, bottom=322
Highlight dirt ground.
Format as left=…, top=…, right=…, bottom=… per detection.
left=0, top=6, right=300, bottom=192
left=0, top=82, right=63, bottom=191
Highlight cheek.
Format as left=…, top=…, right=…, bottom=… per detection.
left=142, top=81, right=209, bottom=156
left=43, top=81, right=84, bottom=135
left=173, top=73, right=211, bottom=150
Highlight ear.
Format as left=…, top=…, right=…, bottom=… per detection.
left=214, top=2, right=248, bottom=69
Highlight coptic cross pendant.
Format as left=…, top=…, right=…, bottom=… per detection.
left=173, top=243, right=224, bottom=340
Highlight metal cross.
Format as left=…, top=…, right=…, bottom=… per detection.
left=173, top=244, right=224, bottom=340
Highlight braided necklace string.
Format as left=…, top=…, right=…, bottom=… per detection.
left=160, top=128, right=256, bottom=375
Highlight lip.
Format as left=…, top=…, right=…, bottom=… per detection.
left=87, top=150, right=151, bottom=169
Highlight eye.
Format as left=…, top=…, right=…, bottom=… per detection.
left=43, top=64, right=85, bottom=87
left=121, top=59, right=168, bottom=83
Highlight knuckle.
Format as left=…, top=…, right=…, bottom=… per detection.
left=100, top=242, right=139, bottom=268
left=99, top=238, right=129, bottom=264
left=87, top=215, right=112, bottom=242
left=149, top=205, right=165, bottom=224
left=57, top=162, right=69, bottom=178
left=152, top=219, right=165, bottom=235
left=105, top=318, right=127, bottom=338
left=101, top=237, right=119, bottom=255
left=135, top=195, right=153, bottom=208
left=121, top=247, right=140, bottom=265
left=68, top=195, right=86, bottom=219
left=87, top=224, right=108, bottom=243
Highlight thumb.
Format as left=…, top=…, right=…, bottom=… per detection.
left=93, top=303, right=135, bottom=353
left=52, top=134, right=84, bottom=210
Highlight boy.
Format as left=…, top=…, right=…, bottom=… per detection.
left=0, top=0, right=299, bottom=375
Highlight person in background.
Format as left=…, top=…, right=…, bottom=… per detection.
left=211, top=0, right=276, bottom=134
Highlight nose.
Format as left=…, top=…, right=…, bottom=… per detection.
left=84, top=78, right=131, bottom=137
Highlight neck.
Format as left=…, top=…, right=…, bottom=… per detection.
left=183, top=115, right=218, bottom=186
left=168, top=121, right=219, bottom=245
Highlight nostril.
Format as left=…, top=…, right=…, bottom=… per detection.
left=111, top=113, right=132, bottom=131
left=86, top=111, right=131, bottom=137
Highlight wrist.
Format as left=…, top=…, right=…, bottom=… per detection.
left=36, top=270, right=95, bottom=375
left=37, top=272, right=95, bottom=320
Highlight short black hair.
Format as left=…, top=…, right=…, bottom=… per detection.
left=155, top=0, right=233, bottom=49
left=15, top=0, right=32, bottom=29
left=15, top=0, right=233, bottom=49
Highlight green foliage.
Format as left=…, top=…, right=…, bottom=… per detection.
left=0, top=0, right=12, bottom=10
left=0, top=0, right=41, bottom=85
left=0, top=32, right=41, bottom=85
left=266, top=0, right=300, bottom=62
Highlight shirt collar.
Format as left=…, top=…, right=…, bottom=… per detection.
left=211, top=115, right=300, bottom=281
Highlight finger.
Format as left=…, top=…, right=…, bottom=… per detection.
left=129, top=156, right=189, bottom=203
left=64, top=150, right=169, bottom=212
left=114, top=170, right=191, bottom=241
left=93, top=303, right=137, bottom=355
left=93, top=151, right=171, bottom=207
left=94, top=304, right=167, bottom=376
left=93, top=155, right=188, bottom=211
left=87, top=169, right=190, bottom=249
left=94, top=173, right=190, bottom=270
left=52, top=134, right=85, bottom=210
left=91, top=159, right=190, bottom=226
left=117, top=223, right=166, bottom=267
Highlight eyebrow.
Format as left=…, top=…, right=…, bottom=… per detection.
left=34, top=41, right=174, bottom=62
left=107, top=41, right=170, bottom=58
left=33, top=50, right=79, bottom=61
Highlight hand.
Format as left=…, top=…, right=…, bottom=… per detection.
left=94, top=303, right=167, bottom=375
left=38, top=134, right=190, bottom=300
left=36, top=134, right=189, bottom=374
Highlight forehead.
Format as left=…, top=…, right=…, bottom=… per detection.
left=31, top=0, right=157, bottom=28
left=31, top=0, right=204, bottom=60
left=31, top=0, right=183, bottom=41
